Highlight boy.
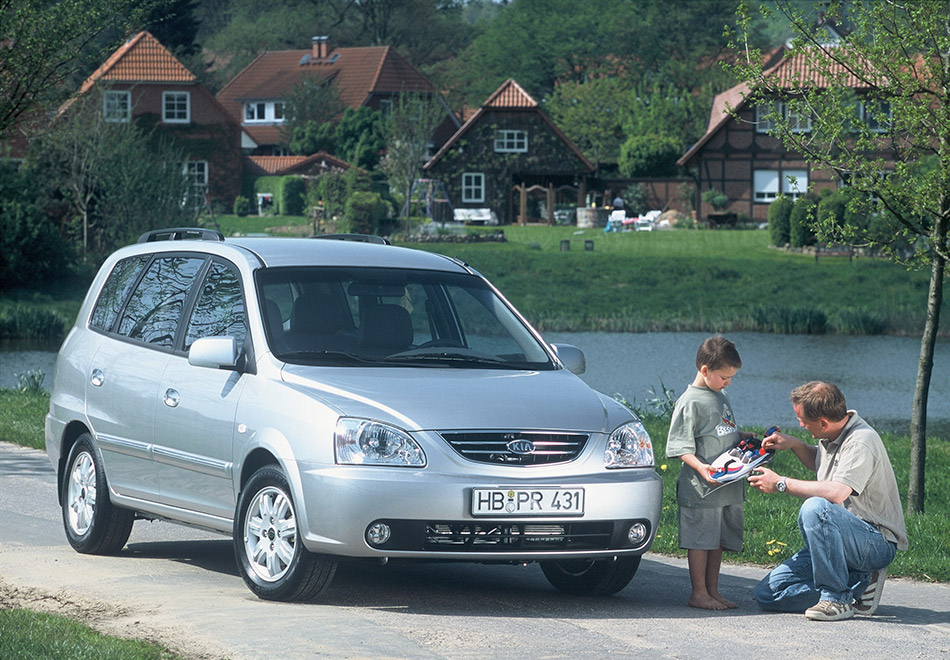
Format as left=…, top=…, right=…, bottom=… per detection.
left=666, top=335, right=751, bottom=610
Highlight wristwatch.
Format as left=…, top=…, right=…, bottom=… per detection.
left=776, top=478, right=788, bottom=493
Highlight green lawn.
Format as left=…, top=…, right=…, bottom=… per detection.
left=3, top=222, right=943, bottom=344
left=0, top=608, right=182, bottom=660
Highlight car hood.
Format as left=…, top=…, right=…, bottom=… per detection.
left=279, top=365, right=619, bottom=433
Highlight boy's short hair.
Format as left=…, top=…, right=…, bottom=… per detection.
left=695, top=335, right=742, bottom=372
left=790, top=381, right=847, bottom=422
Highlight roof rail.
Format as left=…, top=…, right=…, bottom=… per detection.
left=311, top=233, right=390, bottom=245
left=137, top=228, right=226, bottom=243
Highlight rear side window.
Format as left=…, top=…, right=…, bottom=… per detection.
left=117, top=256, right=206, bottom=347
left=89, top=255, right=149, bottom=332
left=184, top=261, right=247, bottom=350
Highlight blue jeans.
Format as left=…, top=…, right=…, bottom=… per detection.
left=754, top=497, right=897, bottom=611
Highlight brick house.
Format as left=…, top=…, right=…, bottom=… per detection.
left=68, top=31, right=246, bottom=207
left=424, top=79, right=595, bottom=225
left=216, top=36, right=460, bottom=156
left=677, top=46, right=896, bottom=222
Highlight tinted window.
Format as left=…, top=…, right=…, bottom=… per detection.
left=257, top=267, right=553, bottom=369
left=184, top=261, right=247, bottom=350
left=118, top=256, right=206, bottom=348
left=89, top=255, right=149, bottom=332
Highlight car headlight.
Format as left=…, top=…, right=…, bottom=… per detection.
left=604, top=420, right=654, bottom=468
left=334, top=418, right=426, bottom=466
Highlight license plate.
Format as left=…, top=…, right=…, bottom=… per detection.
left=471, top=488, right=585, bottom=516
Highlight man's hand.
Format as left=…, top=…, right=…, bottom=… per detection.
left=748, top=467, right=780, bottom=493
left=762, top=430, right=799, bottom=452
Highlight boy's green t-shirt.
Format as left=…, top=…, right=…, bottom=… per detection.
left=666, top=384, right=744, bottom=508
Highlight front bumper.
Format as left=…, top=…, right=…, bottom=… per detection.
left=295, top=464, right=663, bottom=561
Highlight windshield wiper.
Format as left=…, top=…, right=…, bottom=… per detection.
left=277, top=350, right=376, bottom=364
left=383, top=352, right=509, bottom=367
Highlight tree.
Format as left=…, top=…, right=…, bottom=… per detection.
left=0, top=0, right=151, bottom=141
left=379, top=92, right=446, bottom=227
left=281, top=75, right=346, bottom=146
left=28, top=85, right=191, bottom=258
left=732, top=0, right=950, bottom=514
left=544, top=78, right=628, bottom=169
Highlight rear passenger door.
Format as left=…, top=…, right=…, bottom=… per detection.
left=86, top=254, right=207, bottom=501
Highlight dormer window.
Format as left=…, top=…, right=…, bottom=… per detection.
left=104, top=90, right=131, bottom=123
left=244, top=101, right=285, bottom=123
left=494, top=129, right=528, bottom=153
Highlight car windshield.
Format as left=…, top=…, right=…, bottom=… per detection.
left=256, top=266, right=555, bottom=369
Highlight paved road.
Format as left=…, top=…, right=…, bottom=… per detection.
left=1, top=441, right=948, bottom=660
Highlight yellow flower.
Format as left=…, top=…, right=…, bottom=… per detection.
left=660, top=464, right=668, bottom=471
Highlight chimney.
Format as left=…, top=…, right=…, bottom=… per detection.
left=312, top=35, right=329, bottom=60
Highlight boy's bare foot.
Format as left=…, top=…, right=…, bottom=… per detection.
left=712, top=594, right=738, bottom=609
left=688, top=594, right=729, bottom=610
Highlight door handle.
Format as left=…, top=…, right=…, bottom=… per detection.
left=90, top=368, right=104, bottom=387
left=163, top=388, right=180, bottom=408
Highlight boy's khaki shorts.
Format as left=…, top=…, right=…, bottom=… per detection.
left=678, top=503, right=743, bottom=552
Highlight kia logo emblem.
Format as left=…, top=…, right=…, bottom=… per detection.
left=506, top=439, right=535, bottom=455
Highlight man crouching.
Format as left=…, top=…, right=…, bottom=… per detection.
left=747, top=381, right=908, bottom=621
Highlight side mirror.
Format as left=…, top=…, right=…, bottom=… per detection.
left=551, top=343, right=586, bottom=375
left=188, top=336, right=239, bottom=370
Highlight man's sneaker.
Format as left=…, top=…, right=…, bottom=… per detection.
left=854, top=569, right=887, bottom=616
left=805, top=600, right=855, bottom=621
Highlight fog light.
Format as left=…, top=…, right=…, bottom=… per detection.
left=366, top=522, right=391, bottom=546
left=627, top=522, right=647, bottom=545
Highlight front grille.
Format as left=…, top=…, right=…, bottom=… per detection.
left=439, top=431, right=589, bottom=466
left=424, top=521, right=613, bottom=551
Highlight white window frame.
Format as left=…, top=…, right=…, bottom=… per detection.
left=462, top=173, right=485, bottom=203
left=754, top=169, right=809, bottom=203
left=781, top=169, right=808, bottom=198
left=755, top=101, right=811, bottom=134
left=493, top=129, right=528, bottom=153
left=162, top=91, right=190, bottom=124
left=753, top=170, right=780, bottom=202
left=786, top=105, right=812, bottom=133
left=182, top=161, right=209, bottom=211
left=755, top=102, right=779, bottom=133
left=104, top=90, right=131, bottom=123
left=243, top=101, right=285, bottom=124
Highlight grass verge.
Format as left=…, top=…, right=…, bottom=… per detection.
left=0, top=608, right=182, bottom=660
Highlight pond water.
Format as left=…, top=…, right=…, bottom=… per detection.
left=546, top=331, right=950, bottom=438
left=2, top=331, right=948, bottom=437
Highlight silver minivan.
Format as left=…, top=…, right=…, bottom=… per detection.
left=46, top=229, right=661, bottom=601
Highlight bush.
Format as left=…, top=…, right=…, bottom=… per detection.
left=617, top=133, right=681, bottom=177
left=342, top=191, right=387, bottom=234
left=789, top=195, right=818, bottom=247
left=817, top=189, right=847, bottom=229
left=233, top=196, right=251, bottom=217
left=701, top=188, right=729, bottom=210
left=767, top=196, right=793, bottom=246
left=280, top=177, right=307, bottom=216
left=0, top=164, right=72, bottom=288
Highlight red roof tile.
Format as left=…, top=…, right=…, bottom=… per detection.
left=79, top=32, right=195, bottom=94
left=425, top=78, right=593, bottom=172
left=483, top=79, right=538, bottom=108
left=217, top=44, right=434, bottom=130
left=679, top=46, right=877, bottom=166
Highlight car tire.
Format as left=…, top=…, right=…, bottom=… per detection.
left=234, top=465, right=337, bottom=601
left=61, top=433, right=135, bottom=554
left=540, top=555, right=641, bottom=596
